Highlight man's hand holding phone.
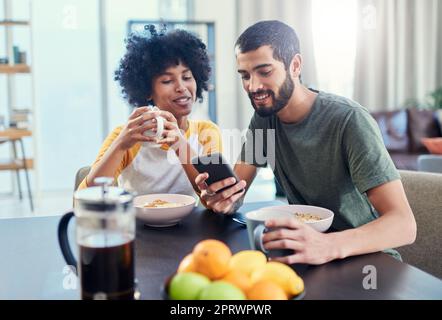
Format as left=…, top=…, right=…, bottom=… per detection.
left=195, top=173, right=247, bottom=214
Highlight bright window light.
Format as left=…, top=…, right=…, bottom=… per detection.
left=312, top=0, right=357, bottom=98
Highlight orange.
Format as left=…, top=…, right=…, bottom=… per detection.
left=247, top=280, right=288, bottom=300
left=177, top=254, right=196, bottom=273
left=192, top=239, right=232, bottom=280
left=221, top=269, right=252, bottom=293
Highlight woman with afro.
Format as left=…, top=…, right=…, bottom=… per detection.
left=78, top=25, right=222, bottom=197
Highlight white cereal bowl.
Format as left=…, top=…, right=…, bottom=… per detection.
left=133, top=194, right=196, bottom=227
left=262, top=205, right=334, bottom=232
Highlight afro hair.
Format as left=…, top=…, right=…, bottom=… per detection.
left=115, top=25, right=211, bottom=107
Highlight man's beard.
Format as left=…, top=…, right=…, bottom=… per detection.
left=248, top=72, right=295, bottom=117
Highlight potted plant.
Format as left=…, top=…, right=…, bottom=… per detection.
left=427, top=87, right=442, bottom=110
left=425, top=87, right=442, bottom=136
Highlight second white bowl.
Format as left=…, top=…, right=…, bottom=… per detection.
left=133, top=194, right=196, bottom=227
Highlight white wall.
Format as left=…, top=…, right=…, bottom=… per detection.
left=32, top=0, right=102, bottom=191
left=104, top=0, right=161, bottom=133
left=193, top=0, right=240, bottom=130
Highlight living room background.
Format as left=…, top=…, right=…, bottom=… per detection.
left=0, top=0, right=441, bottom=204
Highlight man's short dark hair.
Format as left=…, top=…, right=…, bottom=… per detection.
left=115, top=25, right=211, bottom=107
left=235, top=20, right=300, bottom=70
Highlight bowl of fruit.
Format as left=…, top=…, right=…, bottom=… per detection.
left=162, top=239, right=305, bottom=300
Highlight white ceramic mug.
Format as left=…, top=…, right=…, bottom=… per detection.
left=143, top=106, right=165, bottom=147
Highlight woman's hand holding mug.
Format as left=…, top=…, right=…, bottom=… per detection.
left=154, top=109, right=186, bottom=149
left=115, top=106, right=162, bottom=151
left=115, top=106, right=184, bottom=151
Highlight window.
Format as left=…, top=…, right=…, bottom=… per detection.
left=312, top=0, right=357, bottom=98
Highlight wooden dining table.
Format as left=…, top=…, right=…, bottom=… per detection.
left=1, top=201, right=441, bottom=300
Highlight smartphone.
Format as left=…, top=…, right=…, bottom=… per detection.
left=192, top=153, right=244, bottom=194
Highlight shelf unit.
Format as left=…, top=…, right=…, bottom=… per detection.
left=0, top=63, right=30, bottom=73
left=0, top=20, right=29, bottom=26
left=0, top=0, right=35, bottom=211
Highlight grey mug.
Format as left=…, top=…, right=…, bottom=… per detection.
left=245, top=209, right=294, bottom=259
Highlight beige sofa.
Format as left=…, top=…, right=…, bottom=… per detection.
left=398, top=170, right=442, bottom=279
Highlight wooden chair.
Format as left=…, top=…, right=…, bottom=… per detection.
left=74, top=166, right=91, bottom=192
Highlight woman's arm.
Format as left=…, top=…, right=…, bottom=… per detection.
left=80, top=107, right=158, bottom=188
left=84, top=137, right=128, bottom=187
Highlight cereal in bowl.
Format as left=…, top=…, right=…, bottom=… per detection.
left=293, top=212, right=322, bottom=223
left=144, top=199, right=185, bottom=208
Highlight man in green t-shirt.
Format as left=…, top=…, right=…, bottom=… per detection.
left=195, top=20, right=416, bottom=264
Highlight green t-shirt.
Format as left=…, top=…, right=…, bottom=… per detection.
left=240, top=91, right=402, bottom=259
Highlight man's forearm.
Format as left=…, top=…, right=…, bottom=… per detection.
left=330, top=211, right=416, bottom=260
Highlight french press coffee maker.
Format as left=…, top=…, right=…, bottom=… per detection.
left=58, top=177, right=137, bottom=300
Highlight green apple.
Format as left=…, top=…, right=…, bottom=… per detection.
left=198, top=281, right=246, bottom=300
left=169, top=272, right=211, bottom=300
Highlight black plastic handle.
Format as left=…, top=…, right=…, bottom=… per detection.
left=57, top=211, right=77, bottom=273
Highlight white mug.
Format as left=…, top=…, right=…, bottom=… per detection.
left=143, top=106, right=165, bottom=147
